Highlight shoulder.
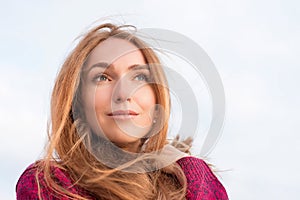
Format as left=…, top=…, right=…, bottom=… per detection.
left=176, top=156, right=215, bottom=181
left=16, top=161, right=90, bottom=200
left=176, top=156, right=229, bottom=200
left=16, top=162, right=43, bottom=199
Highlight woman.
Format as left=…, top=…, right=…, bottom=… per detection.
left=16, top=23, right=228, bottom=200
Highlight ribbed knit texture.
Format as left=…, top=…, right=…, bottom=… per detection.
left=177, top=156, right=228, bottom=200
left=16, top=157, right=228, bottom=199
left=16, top=162, right=94, bottom=199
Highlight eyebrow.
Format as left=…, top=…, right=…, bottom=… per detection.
left=85, top=62, right=150, bottom=74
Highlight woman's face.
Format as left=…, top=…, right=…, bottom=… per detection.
left=81, top=38, right=156, bottom=152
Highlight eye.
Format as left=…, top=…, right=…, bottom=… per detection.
left=94, top=74, right=110, bottom=82
left=133, top=73, right=149, bottom=82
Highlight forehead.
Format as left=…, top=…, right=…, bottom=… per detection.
left=85, top=38, right=144, bottom=67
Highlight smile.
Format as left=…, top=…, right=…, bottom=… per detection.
left=107, top=110, right=139, bottom=119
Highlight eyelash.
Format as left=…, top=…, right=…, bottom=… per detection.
left=92, top=72, right=151, bottom=83
left=133, top=73, right=150, bottom=82
left=93, top=73, right=110, bottom=82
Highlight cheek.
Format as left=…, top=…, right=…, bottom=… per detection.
left=81, top=85, right=112, bottom=125
left=82, top=85, right=111, bottom=110
left=81, top=85, right=95, bottom=113
left=134, top=86, right=156, bottom=110
left=94, top=86, right=112, bottom=110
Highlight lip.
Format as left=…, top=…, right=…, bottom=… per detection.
left=107, top=110, right=139, bottom=119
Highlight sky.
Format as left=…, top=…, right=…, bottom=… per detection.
left=1, top=0, right=300, bottom=199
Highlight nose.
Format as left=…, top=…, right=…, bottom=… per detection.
left=113, top=78, right=132, bottom=103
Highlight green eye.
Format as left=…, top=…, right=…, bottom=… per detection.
left=94, top=74, right=109, bottom=82
left=134, top=74, right=148, bottom=82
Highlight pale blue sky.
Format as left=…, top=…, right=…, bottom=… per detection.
left=1, top=0, right=300, bottom=199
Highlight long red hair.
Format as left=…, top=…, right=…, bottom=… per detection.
left=38, top=23, right=187, bottom=200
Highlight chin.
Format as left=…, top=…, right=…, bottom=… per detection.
left=112, top=139, right=142, bottom=152
left=108, top=133, right=139, bottom=144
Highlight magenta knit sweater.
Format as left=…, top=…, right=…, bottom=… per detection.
left=16, top=156, right=228, bottom=199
